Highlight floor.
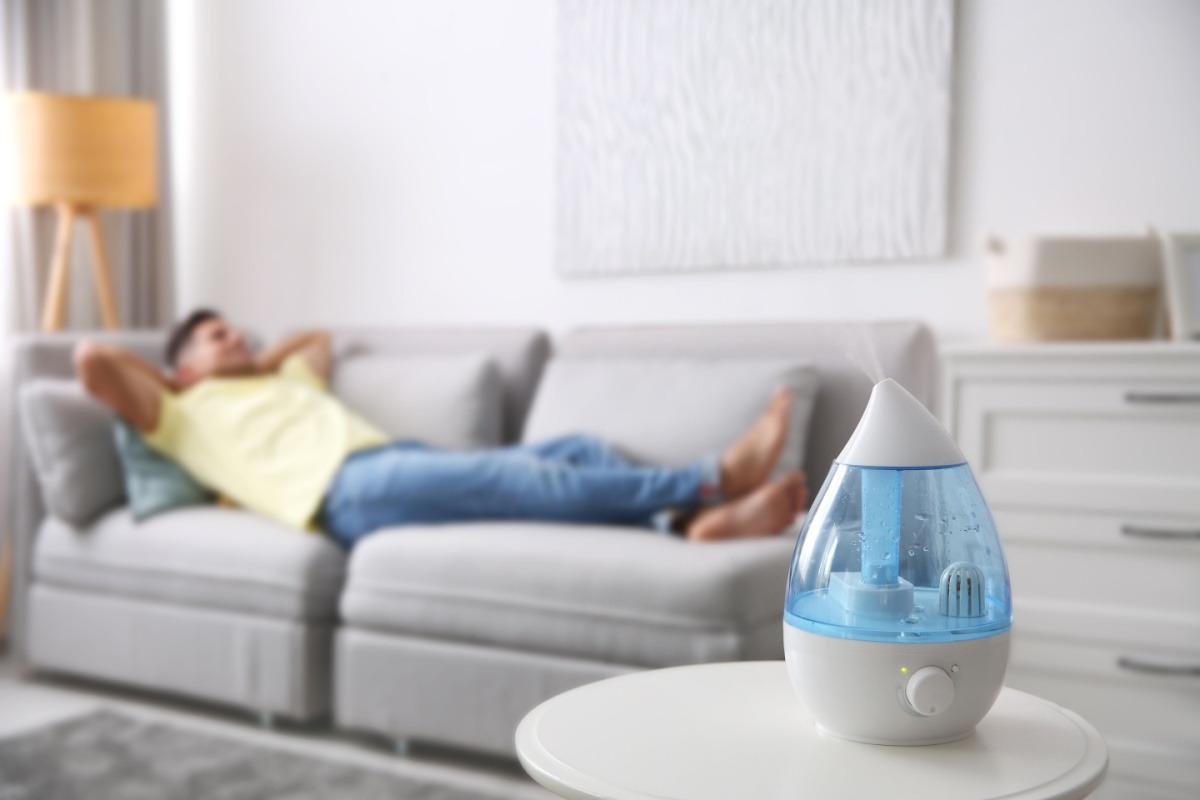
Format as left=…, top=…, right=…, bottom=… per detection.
left=0, top=649, right=555, bottom=799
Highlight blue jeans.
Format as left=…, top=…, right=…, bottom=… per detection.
left=318, top=435, right=718, bottom=549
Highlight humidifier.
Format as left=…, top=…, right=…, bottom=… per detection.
left=783, top=378, right=1012, bottom=745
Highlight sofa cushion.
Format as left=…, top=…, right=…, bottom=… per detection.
left=554, top=322, right=938, bottom=492
left=333, top=354, right=504, bottom=449
left=521, top=357, right=819, bottom=473
left=34, top=507, right=345, bottom=622
left=331, top=328, right=550, bottom=444
left=19, top=380, right=125, bottom=527
left=112, top=418, right=215, bottom=521
left=339, top=522, right=800, bottom=668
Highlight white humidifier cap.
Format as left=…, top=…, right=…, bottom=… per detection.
left=837, top=378, right=967, bottom=468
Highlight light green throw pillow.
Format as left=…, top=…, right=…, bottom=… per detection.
left=112, top=419, right=214, bottom=521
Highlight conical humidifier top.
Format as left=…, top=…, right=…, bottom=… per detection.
left=837, top=378, right=966, bottom=469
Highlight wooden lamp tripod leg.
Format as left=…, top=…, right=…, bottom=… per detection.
left=83, top=208, right=120, bottom=329
left=39, top=206, right=122, bottom=331
left=41, top=204, right=76, bottom=332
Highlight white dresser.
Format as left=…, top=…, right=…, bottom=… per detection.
left=942, top=343, right=1200, bottom=800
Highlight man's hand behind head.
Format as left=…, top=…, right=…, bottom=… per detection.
left=74, top=340, right=173, bottom=433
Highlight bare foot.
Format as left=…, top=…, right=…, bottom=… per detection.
left=687, top=471, right=805, bottom=542
left=719, top=387, right=792, bottom=499
left=793, top=470, right=810, bottom=511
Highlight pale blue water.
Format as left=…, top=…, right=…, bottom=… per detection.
left=784, top=587, right=1011, bottom=643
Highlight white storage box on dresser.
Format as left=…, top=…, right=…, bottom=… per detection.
left=943, top=344, right=1200, bottom=800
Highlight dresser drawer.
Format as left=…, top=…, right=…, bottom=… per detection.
left=1007, top=634, right=1200, bottom=798
left=995, top=509, right=1200, bottom=621
left=958, top=380, right=1200, bottom=516
left=1013, top=600, right=1200, bottom=666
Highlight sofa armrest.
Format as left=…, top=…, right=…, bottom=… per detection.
left=4, top=330, right=167, bottom=663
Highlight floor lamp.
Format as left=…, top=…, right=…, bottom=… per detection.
left=6, top=91, right=158, bottom=330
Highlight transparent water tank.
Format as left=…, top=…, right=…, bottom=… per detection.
left=784, top=462, right=1012, bottom=643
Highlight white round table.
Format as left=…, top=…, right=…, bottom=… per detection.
left=516, top=662, right=1107, bottom=800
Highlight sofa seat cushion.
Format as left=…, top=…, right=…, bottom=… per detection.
left=34, top=507, right=346, bottom=622
left=339, top=522, right=800, bottom=668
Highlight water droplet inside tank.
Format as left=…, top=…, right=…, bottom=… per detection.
left=915, top=513, right=929, bottom=521
left=922, top=546, right=929, bottom=551
left=908, top=549, right=915, bottom=556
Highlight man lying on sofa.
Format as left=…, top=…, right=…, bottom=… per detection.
left=74, top=310, right=808, bottom=547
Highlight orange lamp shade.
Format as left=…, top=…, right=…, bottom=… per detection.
left=7, top=91, right=157, bottom=209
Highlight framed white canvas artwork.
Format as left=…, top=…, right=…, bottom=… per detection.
left=556, top=0, right=955, bottom=276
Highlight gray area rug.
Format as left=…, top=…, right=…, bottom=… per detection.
left=0, top=711, right=506, bottom=800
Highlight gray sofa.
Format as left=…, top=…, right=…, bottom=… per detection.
left=7, top=321, right=936, bottom=757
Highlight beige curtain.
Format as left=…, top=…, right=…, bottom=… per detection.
left=0, top=0, right=174, bottom=640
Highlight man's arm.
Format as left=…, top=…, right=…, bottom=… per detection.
left=254, top=329, right=332, bottom=382
left=74, top=341, right=174, bottom=433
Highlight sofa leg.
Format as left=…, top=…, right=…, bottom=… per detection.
left=394, top=739, right=410, bottom=757
left=258, top=712, right=275, bottom=731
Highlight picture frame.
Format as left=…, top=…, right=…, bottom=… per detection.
left=1160, top=230, right=1200, bottom=342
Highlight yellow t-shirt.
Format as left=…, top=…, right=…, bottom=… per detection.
left=145, top=355, right=387, bottom=529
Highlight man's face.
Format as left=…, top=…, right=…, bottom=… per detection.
left=176, top=317, right=254, bottom=384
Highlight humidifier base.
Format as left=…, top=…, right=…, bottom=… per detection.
left=784, top=624, right=1010, bottom=746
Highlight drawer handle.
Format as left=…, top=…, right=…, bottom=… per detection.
left=1120, top=524, right=1200, bottom=541
left=1124, top=391, right=1200, bottom=404
left=1117, top=656, right=1200, bottom=678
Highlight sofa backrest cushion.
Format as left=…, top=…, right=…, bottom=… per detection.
left=19, top=380, right=125, bottom=527
left=522, top=357, right=819, bottom=472
left=333, top=354, right=504, bottom=449
left=330, top=328, right=551, bottom=444
left=552, top=322, right=938, bottom=492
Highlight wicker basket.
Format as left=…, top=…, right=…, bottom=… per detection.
left=989, top=285, right=1160, bottom=342
left=985, top=234, right=1162, bottom=343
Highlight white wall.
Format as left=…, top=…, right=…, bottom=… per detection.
left=167, top=0, right=1200, bottom=341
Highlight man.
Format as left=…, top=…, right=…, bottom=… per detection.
left=75, top=310, right=809, bottom=547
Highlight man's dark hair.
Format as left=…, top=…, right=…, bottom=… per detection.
left=165, top=308, right=221, bottom=368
